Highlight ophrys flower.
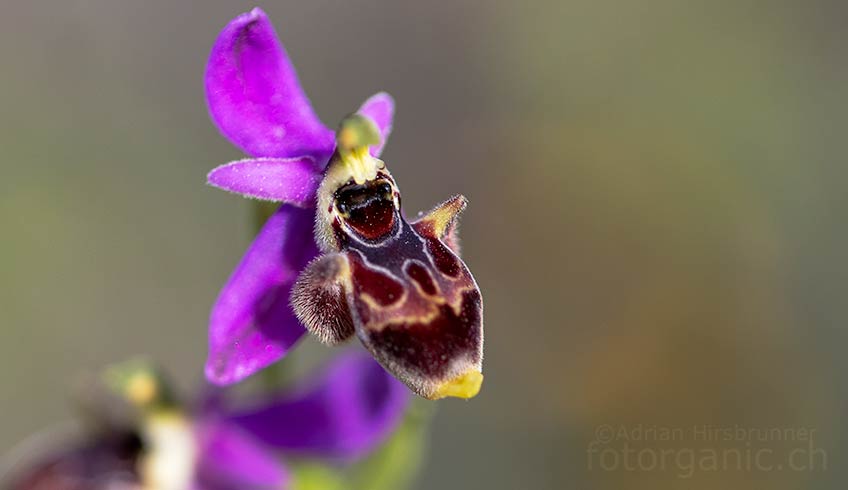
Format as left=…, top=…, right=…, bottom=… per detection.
left=205, top=8, right=484, bottom=399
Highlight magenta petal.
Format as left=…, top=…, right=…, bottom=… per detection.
left=227, top=351, right=410, bottom=461
left=206, top=206, right=319, bottom=386
left=357, top=92, right=395, bottom=157
left=195, top=421, right=290, bottom=490
left=207, top=157, right=322, bottom=206
left=205, top=8, right=334, bottom=158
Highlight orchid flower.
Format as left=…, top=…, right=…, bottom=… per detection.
left=4, top=352, right=408, bottom=490
left=203, top=9, right=484, bottom=400
left=204, top=8, right=395, bottom=386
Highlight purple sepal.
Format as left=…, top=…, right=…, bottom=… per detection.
left=227, top=351, right=410, bottom=461
left=194, top=420, right=290, bottom=490
left=205, top=8, right=334, bottom=159
left=207, top=157, right=322, bottom=206
left=206, top=206, right=318, bottom=386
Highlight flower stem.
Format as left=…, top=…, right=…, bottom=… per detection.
left=251, top=201, right=280, bottom=234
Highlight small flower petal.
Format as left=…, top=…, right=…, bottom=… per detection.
left=207, top=157, right=322, bottom=206
left=206, top=206, right=318, bottom=386
left=227, top=351, right=409, bottom=460
left=205, top=8, right=334, bottom=159
left=194, top=421, right=290, bottom=490
left=357, top=92, right=395, bottom=157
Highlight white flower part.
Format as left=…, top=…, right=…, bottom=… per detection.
left=139, top=412, right=197, bottom=490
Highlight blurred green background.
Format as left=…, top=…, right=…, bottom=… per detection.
left=1, top=1, right=845, bottom=488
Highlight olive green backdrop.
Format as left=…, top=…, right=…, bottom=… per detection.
left=1, top=1, right=846, bottom=489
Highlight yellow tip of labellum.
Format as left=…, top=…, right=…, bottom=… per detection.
left=335, top=114, right=383, bottom=184
left=433, top=370, right=484, bottom=399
